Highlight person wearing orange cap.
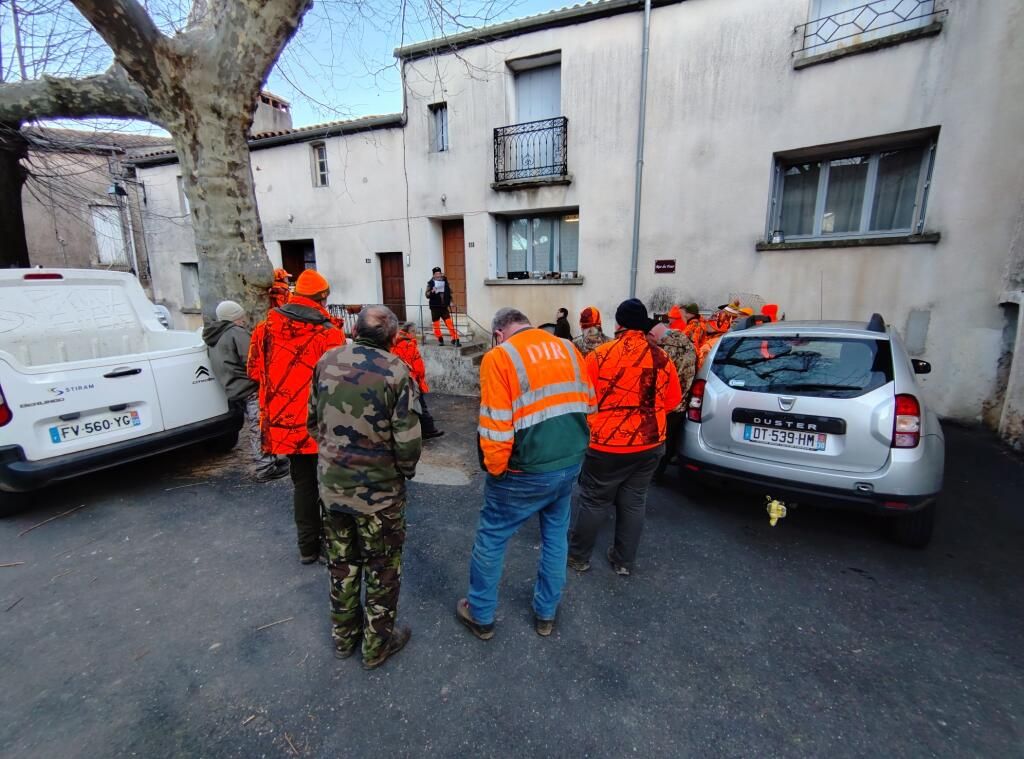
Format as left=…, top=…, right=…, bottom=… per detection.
left=249, top=269, right=345, bottom=565
left=572, top=306, right=610, bottom=357
left=666, top=305, right=686, bottom=332
left=268, top=268, right=291, bottom=309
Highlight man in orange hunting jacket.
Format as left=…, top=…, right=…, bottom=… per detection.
left=568, top=298, right=681, bottom=577
left=268, top=268, right=291, bottom=309
left=249, top=269, right=345, bottom=564
left=391, top=323, right=444, bottom=439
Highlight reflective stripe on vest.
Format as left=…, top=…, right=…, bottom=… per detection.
left=514, top=401, right=593, bottom=432
left=497, top=338, right=593, bottom=433
left=479, top=405, right=513, bottom=422
left=479, top=426, right=514, bottom=442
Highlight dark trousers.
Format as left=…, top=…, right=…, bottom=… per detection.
left=655, top=412, right=685, bottom=477
left=420, top=393, right=438, bottom=435
left=570, top=446, right=663, bottom=569
left=288, top=453, right=323, bottom=557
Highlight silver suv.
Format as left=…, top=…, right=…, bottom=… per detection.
left=679, top=314, right=944, bottom=547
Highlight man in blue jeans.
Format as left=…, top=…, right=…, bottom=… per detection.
left=457, top=308, right=595, bottom=639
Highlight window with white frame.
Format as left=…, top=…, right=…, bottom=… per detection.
left=429, top=103, right=449, bottom=152
left=801, top=0, right=941, bottom=56
left=499, top=212, right=579, bottom=276
left=176, top=175, right=190, bottom=215
left=769, top=136, right=936, bottom=242
left=311, top=142, right=329, bottom=187
left=90, top=205, right=129, bottom=266
left=180, top=262, right=201, bottom=310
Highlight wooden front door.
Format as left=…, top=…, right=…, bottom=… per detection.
left=441, top=220, right=466, bottom=314
left=379, top=252, right=406, bottom=321
left=280, top=239, right=316, bottom=280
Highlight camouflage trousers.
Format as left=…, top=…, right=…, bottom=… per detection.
left=322, top=499, right=406, bottom=661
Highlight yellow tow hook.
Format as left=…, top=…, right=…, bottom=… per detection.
left=766, top=496, right=788, bottom=527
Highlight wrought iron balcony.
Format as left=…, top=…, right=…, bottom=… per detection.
left=493, top=117, right=568, bottom=184
left=794, top=0, right=947, bottom=56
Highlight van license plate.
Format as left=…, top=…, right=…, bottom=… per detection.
left=744, top=425, right=826, bottom=451
left=49, top=410, right=141, bottom=443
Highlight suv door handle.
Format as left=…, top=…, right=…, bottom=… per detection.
left=103, top=367, right=142, bottom=378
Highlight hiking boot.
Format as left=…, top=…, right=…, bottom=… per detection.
left=567, top=555, right=591, bottom=573
left=423, top=429, right=445, bottom=440
left=362, top=626, right=412, bottom=670
left=437, top=337, right=445, bottom=346
left=534, top=615, right=555, bottom=638
left=333, top=643, right=359, bottom=660
left=452, top=339, right=461, bottom=347
left=456, top=598, right=495, bottom=640
left=606, top=546, right=630, bottom=577
left=255, top=459, right=290, bottom=483
left=299, top=553, right=319, bottom=565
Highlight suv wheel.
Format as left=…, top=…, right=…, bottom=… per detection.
left=889, top=502, right=936, bottom=548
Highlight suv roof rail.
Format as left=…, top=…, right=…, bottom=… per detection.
left=867, top=313, right=886, bottom=333
left=732, top=314, right=773, bottom=331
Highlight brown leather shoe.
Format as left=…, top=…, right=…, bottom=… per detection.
left=456, top=598, right=495, bottom=640
left=534, top=615, right=555, bottom=637
left=362, top=626, right=412, bottom=670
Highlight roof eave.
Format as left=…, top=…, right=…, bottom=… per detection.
left=394, top=0, right=684, bottom=61
left=125, top=113, right=405, bottom=167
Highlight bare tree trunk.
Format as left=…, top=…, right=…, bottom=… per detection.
left=0, top=123, right=30, bottom=268
left=171, top=115, right=272, bottom=322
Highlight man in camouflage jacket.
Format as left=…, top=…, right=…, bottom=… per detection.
left=572, top=305, right=611, bottom=357
left=307, top=306, right=423, bottom=669
left=647, top=322, right=697, bottom=479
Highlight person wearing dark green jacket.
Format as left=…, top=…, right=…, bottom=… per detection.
left=202, top=300, right=288, bottom=482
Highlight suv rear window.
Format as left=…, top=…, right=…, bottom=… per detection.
left=710, top=336, right=894, bottom=398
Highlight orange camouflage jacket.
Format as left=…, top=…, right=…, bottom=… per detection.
left=248, top=296, right=345, bottom=454
left=391, top=330, right=428, bottom=394
left=586, top=330, right=682, bottom=454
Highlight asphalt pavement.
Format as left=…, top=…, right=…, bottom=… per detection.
left=1, top=395, right=1022, bottom=758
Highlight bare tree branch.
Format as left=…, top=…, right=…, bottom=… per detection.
left=213, top=0, right=314, bottom=90
left=68, top=0, right=167, bottom=93
left=0, top=66, right=154, bottom=123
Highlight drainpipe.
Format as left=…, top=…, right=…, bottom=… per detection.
left=629, top=0, right=652, bottom=299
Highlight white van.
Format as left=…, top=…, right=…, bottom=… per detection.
left=0, top=269, right=242, bottom=499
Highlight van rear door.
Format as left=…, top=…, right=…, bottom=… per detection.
left=0, top=357, right=166, bottom=462
left=149, top=347, right=232, bottom=429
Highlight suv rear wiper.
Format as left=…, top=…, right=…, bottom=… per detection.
left=771, top=383, right=862, bottom=392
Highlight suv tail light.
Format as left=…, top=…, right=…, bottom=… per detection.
left=0, top=384, right=11, bottom=427
left=23, top=272, right=63, bottom=280
left=892, top=394, right=920, bottom=448
left=687, top=379, right=706, bottom=423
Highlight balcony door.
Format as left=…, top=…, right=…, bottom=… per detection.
left=516, top=64, right=560, bottom=123
left=513, top=64, right=561, bottom=177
